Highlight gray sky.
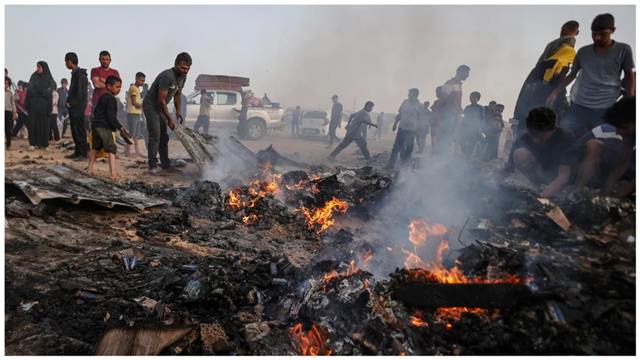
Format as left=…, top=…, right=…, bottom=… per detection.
left=5, top=5, right=636, bottom=114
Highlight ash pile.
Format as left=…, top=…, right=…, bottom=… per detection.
left=4, top=158, right=634, bottom=355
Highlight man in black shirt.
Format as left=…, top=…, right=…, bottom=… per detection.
left=505, top=107, right=574, bottom=197
left=64, top=52, right=89, bottom=160
left=143, top=52, right=191, bottom=173
left=88, top=76, right=129, bottom=180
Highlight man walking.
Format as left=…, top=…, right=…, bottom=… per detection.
left=373, top=112, right=384, bottom=140
left=291, top=105, right=302, bottom=137
left=547, top=13, right=635, bottom=137
left=328, top=101, right=377, bottom=162
left=64, top=52, right=89, bottom=160
left=388, top=88, right=421, bottom=168
left=327, top=94, right=343, bottom=146
left=143, top=52, right=191, bottom=173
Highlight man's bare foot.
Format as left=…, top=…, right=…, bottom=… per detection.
left=136, top=153, right=146, bottom=158
left=88, top=170, right=94, bottom=176
left=110, top=174, right=119, bottom=181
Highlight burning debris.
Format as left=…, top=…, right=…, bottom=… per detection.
left=4, top=157, right=635, bottom=355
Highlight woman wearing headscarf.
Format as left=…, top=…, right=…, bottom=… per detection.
left=25, top=61, right=55, bottom=149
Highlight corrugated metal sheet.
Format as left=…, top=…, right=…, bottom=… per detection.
left=6, top=164, right=170, bottom=211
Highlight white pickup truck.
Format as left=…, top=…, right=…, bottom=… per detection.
left=178, top=90, right=285, bottom=140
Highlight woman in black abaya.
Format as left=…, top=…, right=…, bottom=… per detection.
left=25, top=61, right=55, bottom=149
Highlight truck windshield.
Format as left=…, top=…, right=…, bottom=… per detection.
left=217, top=92, right=237, bottom=105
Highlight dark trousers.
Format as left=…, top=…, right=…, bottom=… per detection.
left=194, top=114, right=210, bottom=135
left=330, top=136, right=370, bottom=160
left=482, top=135, right=500, bottom=161
left=561, top=103, right=607, bottom=138
left=11, top=112, right=28, bottom=137
left=388, top=129, right=415, bottom=167
left=61, top=114, right=69, bottom=137
left=144, top=102, right=170, bottom=169
left=70, top=114, right=88, bottom=156
left=461, top=130, right=480, bottom=158
left=49, top=115, right=60, bottom=141
left=328, top=122, right=340, bottom=145
left=291, top=121, right=300, bottom=137
left=5, top=111, right=13, bottom=148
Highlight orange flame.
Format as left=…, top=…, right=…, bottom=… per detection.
left=403, top=218, right=523, bottom=327
left=242, top=214, right=258, bottom=225
left=320, top=260, right=362, bottom=291
left=298, top=197, right=349, bottom=235
left=409, top=312, right=429, bottom=327
left=408, top=218, right=448, bottom=247
left=290, top=323, right=332, bottom=356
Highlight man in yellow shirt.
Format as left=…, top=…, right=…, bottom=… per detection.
left=512, top=20, right=579, bottom=138
left=125, top=72, right=145, bottom=157
left=194, top=89, right=213, bottom=135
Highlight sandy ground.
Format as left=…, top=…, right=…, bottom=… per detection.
left=4, top=128, right=401, bottom=186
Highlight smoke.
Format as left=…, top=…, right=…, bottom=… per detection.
left=201, top=135, right=257, bottom=188
left=355, top=152, right=501, bottom=279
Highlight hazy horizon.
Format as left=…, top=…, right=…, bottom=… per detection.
left=5, top=5, right=636, bottom=115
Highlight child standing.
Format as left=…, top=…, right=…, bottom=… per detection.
left=50, top=88, right=60, bottom=143
left=5, top=77, right=17, bottom=149
left=88, top=76, right=129, bottom=180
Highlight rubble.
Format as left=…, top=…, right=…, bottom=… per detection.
left=4, top=159, right=635, bottom=355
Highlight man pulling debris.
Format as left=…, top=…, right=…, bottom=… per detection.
left=143, top=52, right=191, bottom=173
left=504, top=107, right=574, bottom=198
left=328, top=101, right=377, bottom=162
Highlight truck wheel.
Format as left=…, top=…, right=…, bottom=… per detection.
left=246, top=118, right=267, bottom=140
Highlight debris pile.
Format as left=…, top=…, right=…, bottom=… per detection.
left=4, top=160, right=635, bottom=355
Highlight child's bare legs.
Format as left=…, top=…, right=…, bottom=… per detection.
left=108, top=153, right=118, bottom=180
left=134, top=139, right=145, bottom=157
left=87, top=150, right=97, bottom=176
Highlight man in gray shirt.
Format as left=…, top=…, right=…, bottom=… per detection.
left=387, top=88, right=422, bottom=168
left=143, top=52, right=191, bottom=172
left=327, top=94, right=343, bottom=146
left=328, top=101, right=377, bottom=161
left=548, top=13, right=635, bottom=137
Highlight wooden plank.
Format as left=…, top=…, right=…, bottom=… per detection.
left=95, top=327, right=192, bottom=355
left=391, top=282, right=553, bottom=308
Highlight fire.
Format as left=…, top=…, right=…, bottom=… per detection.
left=409, top=312, right=429, bottom=327
left=298, top=197, right=349, bottom=235
left=227, top=173, right=282, bottom=210
left=403, top=218, right=523, bottom=327
left=290, top=323, right=332, bottom=356
left=228, top=189, right=243, bottom=209
left=408, top=218, right=448, bottom=247
left=320, top=260, right=361, bottom=291
left=285, top=180, right=308, bottom=191
left=242, top=214, right=258, bottom=225
left=360, top=249, right=374, bottom=266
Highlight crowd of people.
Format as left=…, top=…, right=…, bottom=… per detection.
left=3, top=13, right=636, bottom=199
left=5, top=50, right=191, bottom=180
left=324, top=13, right=635, bottom=199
